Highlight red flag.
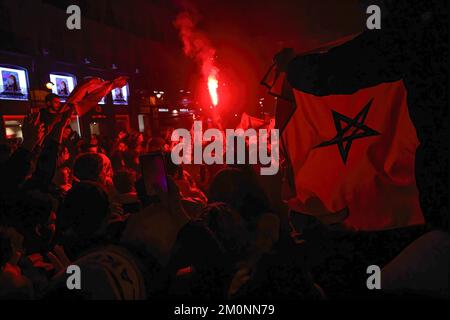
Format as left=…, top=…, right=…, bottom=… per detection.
left=237, top=112, right=274, bottom=131
left=237, top=112, right=263, bottom=130
left=282, top=80, right=424, bottom=230
left=66, top=76, right=128, bottom=116
left=66, top=77, right=105, bottom=104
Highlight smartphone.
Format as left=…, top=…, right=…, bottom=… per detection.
left=140, top=152, right=168, bottom=197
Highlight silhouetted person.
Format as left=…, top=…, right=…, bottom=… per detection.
left=39, top=93, right=63, bottom=133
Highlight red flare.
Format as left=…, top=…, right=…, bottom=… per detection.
left=207, top=74, right=219, bottom=106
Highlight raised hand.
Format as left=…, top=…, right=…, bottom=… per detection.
left=22, top=113, right=45, bottom=151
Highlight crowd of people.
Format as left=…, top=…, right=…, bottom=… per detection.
left=0, top=91, right=448, bottom=300
left=0, top=93, right=313, bottom=300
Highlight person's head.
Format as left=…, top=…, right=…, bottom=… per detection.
left=45, top=93, right=62, bottom=113
left=5, top=190, right=57, bottom=252
left=53, top=166, right=71, bottom=189
left=57, top=181, right=111, bottom=249
left=201, top=202, right=250, bottom=263
left=117, top=141, right=127, bottom=153
left=73, top=152, right=103, bottom=183
left=113, top=168, right=136, bottom=194
left=127, top=132, right=143, bottom=151
left=57, top=145, right=70, bottom=166
left=208, top=167, right=271, bottom=229
left=62, top=126, right=73, bottom=140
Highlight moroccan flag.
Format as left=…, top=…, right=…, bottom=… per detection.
left=276, top=79, right=424, bottom=231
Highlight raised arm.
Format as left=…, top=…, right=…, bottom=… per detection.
left=0, top=114, right=44, bottom=192
left=29, top=108, right=73, bottom=189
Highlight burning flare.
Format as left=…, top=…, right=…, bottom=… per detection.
left=174, top=11, right=220, bottom=108
left=207, top=74, right=219, bottom=106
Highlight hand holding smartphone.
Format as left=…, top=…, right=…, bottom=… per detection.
left=139, top=152, right=189, bottom=226
left=140, top=152, right=169, bottom=201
